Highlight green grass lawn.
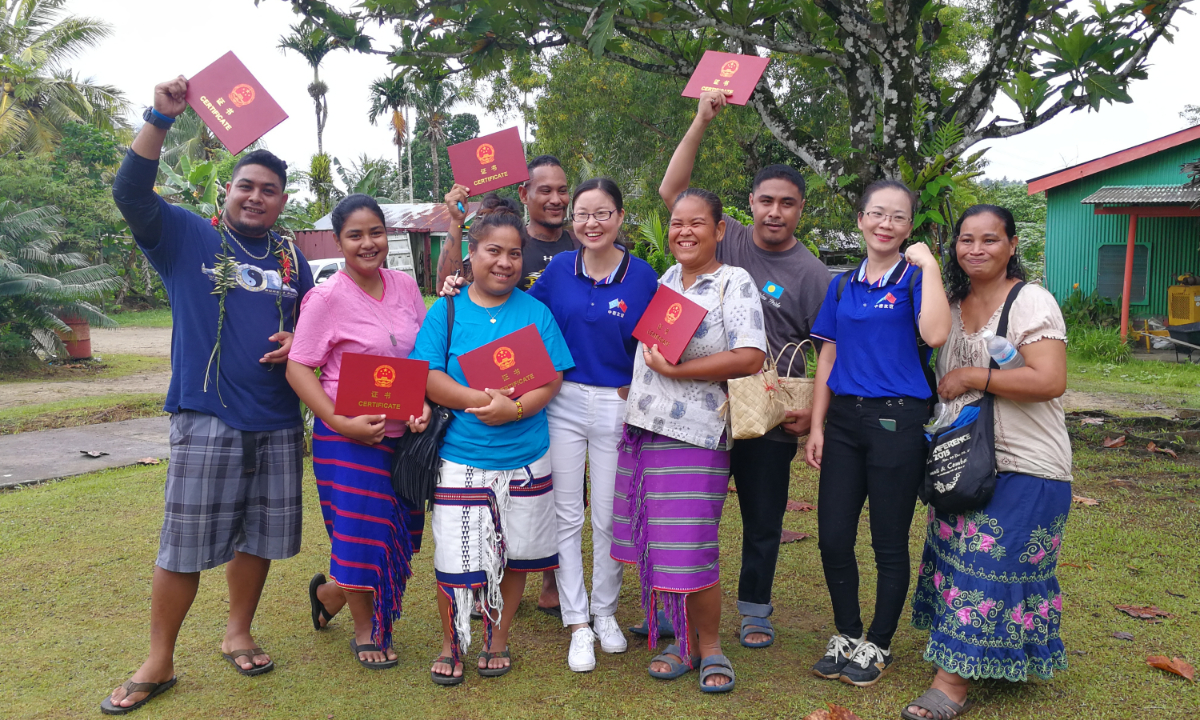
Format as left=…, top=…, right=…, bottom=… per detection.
left=1069, top=355, right=1200, bottom=408
left=110, top=308, right=174, bottom=328
left=0, top=394, right=166, bottom=435
left=0, top=353, right=170, bottom=384
left=2, top=425, right=1196, bottom=720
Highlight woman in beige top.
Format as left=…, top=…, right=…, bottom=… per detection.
left=903, top=205, right=1071, bottom=720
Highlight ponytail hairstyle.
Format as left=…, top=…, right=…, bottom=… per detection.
left=476, top=191, right=522, bottom=217
left=945, top=203, right=1026, bottom=302
left=331, top=193, right=386, bottom=237
left=467, top=201, right=530, bottom=252
left=572, top=177, right=624, bottom=212
left=672, top=187, right=723, bottom=224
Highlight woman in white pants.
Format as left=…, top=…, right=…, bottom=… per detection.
left=528, top=178, right=660, bottom=672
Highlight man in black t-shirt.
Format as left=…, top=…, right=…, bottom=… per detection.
left=435, top=154, right=578, bottom=617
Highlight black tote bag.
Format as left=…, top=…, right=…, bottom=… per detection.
left=922, top=282, right=1025, bottom=514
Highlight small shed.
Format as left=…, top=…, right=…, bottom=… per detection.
left=1028, top=125, right=1200, bottom=339
left=294, top=202, right=479, bottom=294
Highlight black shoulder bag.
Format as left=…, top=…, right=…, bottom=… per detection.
left=921, top=281, right=1025, bottom=514
left=390, top=297, right=455, bottom=511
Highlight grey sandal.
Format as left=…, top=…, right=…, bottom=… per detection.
left=647, top=644, right=699, bottom=680
left=99, top=677, right=177, bottom=715
left=739, top=616, right=776, bottom=648
left=699, top=653, right=735, bottom=693
left=350, top=638, right=398, bottom=670
left=477, top=646, right=511, bottom=677
left=900, top=688, right=975, bottom=720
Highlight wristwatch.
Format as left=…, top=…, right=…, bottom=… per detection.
left=142, top=107, right=176, bottom=129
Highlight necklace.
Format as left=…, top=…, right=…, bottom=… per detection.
left=226, top=227, right=272, bottom=261
left=471, top=286, right=508, bottom=324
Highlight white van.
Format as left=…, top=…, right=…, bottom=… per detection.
left=307, top=236, right=416, bottom=285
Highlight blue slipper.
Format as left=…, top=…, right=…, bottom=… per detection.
left=629, top=610, right=676, bottom=639
left=699, top=653, right=735, bottom=693
left=647, top=644, right=698, bottom=680
left=739, top=616, right=775, bottom=648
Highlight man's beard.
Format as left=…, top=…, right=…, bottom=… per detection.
left=224, top=211, right=272, bottom=238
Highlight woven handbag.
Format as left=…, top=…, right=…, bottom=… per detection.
left=774, top=340, right=815, bottom=412
left=727, top=339, right=788, bottom=440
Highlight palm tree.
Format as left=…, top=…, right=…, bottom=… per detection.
left=0, top=200, right=119, bottom=357
left=412, top=79, right=472, bottom=201
left=0, top=0, right=129, bottom=156
left=278, top=23, right=340, bottom=155
left=368, top=73, right=414, bottom=202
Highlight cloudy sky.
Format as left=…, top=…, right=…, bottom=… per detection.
left=69, top=0, right=1199, bottom=185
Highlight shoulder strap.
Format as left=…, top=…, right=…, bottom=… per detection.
left=987, top=281, right=1026, bottom=372
left=835, top=270, right=852, bottom=301
left=445, top=294, right=456, bottom=362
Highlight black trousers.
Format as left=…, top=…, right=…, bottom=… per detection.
left=817, top=395, right=928, bottom=648
left=730, top=434, right=799, bottom=612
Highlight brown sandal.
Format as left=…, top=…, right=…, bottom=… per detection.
left=222, top=647, right=275, bottom=676
left=99, top=676, right=177, bottom=715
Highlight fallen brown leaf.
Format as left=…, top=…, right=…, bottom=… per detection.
left=786, top=500, right=817, bottom=512
left=1081, top=417, right=1105, bottom=425
left=1112, top=632, right=1134, bottom=641
left=781, top=529, right=811, bottom=543
left=1072, top=494, right=1100, bottom=506
left=137, top=457, right=161, bottom=465
left=802, top=711, right=830, bottom=720
left=1145, top=441, right=1179, bottom=459
left=827, top=704, right=863, bottom=720
left=1146, top=655, right=1195, bottom=682
left=1102, top=435, right=1126, bottom=448
left=1059, top=562, right=1082, bottom=568
left=1115, top=605, right=1175, bottom=621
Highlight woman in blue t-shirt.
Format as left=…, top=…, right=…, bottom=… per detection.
left=804, top=179, right=951, bottom=688
left=410, top=207, right=575, bottom=685
left=526, top=178, right=659, bottom=673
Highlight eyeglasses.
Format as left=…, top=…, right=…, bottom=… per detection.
left=862, top=210, right=912, bottom=226
left=570, top=210, right=616, bottom=222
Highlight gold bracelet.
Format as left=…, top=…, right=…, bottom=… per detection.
left=514, top=400, right=523, bottom=421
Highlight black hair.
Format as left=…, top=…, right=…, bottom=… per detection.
left=331, top=194, right=386, bottom=236
left=572, top=177, right=624, bottom=212
left=673, top=188, right=723, bottom=224
left=752, top=164, right=806, bottom=197
left=231, top=149, right=288, bottom=188
left=526, top=154, right=563, bottom=179
left=859, top=178, right=917, bottom=216
left=467, top=202, right=530, bottom=251
left=944, top=203, right=1026, bottom=302
left=477, top=191, right=523, bottom=217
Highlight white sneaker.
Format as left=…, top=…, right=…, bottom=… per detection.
left=568, top=627, right=596, bottom=672
left=592, top=614, right=628, bottom=654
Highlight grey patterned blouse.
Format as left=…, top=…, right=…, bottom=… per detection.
left=624, top=263, right=767, bottom=449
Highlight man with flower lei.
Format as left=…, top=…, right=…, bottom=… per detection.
left=102, top=75, right=315, bottom=715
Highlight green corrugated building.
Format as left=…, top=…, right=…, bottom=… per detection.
left=1027, top=125, right=1200, bottom=335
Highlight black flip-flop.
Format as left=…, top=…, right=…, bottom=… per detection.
left=431, top=655, right=465, bottom=685
left=537, top=604, right=562, bottom=619
left=99, top=677, right=177, bottom=715
left=222, top=647, right=275, bottom=676
left=309, top=573, right=335, bottom=630
left=350, top=638, right=398, bottom=669
left=477, top=646, right=512, bottom=677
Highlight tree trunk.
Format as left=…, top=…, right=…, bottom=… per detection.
left=430, top=138, right=439, bottom=203
left=405, top=107, right=413, bottom=203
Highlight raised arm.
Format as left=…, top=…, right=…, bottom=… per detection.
left=658, top=91, right=728, bottom=212
left=436, top=184, right=471, bottom=294
left=112, top=76, right=189, bottom=247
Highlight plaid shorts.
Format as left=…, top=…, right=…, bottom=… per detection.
left=157, top=411, right=304, bottom=573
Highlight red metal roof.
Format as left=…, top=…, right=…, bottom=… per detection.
left=302, top=202, right=482, bottom=234
left=1027, top=124, right=1200, bottom=195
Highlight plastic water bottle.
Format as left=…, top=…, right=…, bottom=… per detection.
left=924, top=402, right=957, bottom=434
left=981, top=329, right=1025, bottom=369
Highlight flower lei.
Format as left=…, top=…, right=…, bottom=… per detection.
left=203, top=214, right=294, bottom=405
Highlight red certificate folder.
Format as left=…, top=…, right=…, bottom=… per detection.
left=631, top=285, right=708, bottom=365
left=185, top=51, right=289, bottom=155
left=457, top=324, right=557, bottom=399
left=334, top=353, right=429, bottom=421
left=447, top=127, right=530, bottom=196
left=681, top=50, right=771, bottom=106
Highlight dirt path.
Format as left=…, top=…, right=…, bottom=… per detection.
left=0, top=328, right=172, bottom=409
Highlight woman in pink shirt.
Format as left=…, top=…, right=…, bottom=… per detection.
left=286, top=194, right=431, bottom=669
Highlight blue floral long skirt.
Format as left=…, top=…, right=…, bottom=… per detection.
left=911, top=471, right=1071, bottom=681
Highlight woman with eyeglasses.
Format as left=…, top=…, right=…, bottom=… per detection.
left=804, top=179, right=951, bottom=688
left=525, top=178, right=659, bottom=673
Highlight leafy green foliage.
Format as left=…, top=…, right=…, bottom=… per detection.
left=629, top=211, right=672, bottom=276
left=1068, top=326, right=1132, bottom=364
left=1060, top=287, right=1120, bottom=330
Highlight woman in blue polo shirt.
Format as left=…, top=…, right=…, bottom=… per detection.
left=527, top=177, right=659, bottom=673
left=804, top=179, right=951, bottom=688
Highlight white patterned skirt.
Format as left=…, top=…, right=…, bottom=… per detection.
left=432, top=453, right=557, bottom=659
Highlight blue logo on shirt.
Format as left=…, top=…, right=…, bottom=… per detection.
left=762, top=281, right=784, bottom=299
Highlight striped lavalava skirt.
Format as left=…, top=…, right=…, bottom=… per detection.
left=611, top=425, right=730, bottom=661
left=312, top=418, right=424, bottom=652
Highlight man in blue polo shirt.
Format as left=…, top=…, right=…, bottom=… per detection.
left=658, top=90, right=832, bottom=650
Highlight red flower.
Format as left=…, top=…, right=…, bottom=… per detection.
left=278, top=252, right=293, bottom=284
left=211, top=216, right=219, bottom=227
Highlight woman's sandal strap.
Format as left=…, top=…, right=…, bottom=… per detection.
left=905, top=688, right=971, bottom=720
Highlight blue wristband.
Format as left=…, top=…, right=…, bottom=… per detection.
left=150, top=108, right=175, bottom=125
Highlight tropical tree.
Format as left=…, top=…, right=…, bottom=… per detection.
left=1184, top=105, right=1200, bottom=128
left=0, top=200, right=119, bottom=358
left=368, top=73, right=415, bottom=201
left=0, top=0, right=128, bottom=155
left=401, top=112, right=480, bottom=202
left=279, top=0, right=1185, bottom=208
left=278, top=22, right=340, bottom=155
left=410, top=79, right=473, bottom=201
